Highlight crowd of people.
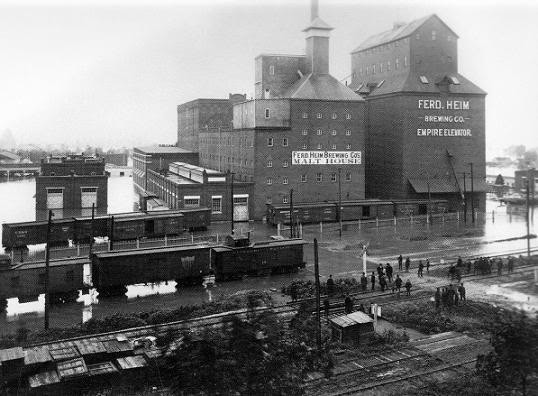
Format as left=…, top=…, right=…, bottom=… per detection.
left=434, top=283, right=466, bottom=309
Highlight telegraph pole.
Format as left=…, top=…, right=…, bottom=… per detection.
left=338, top=168, right=342, bottom=238
left=88, top=203, right=95, bottom=258
left=230, top=172, right=235, bottom=235
left=289, top=189, right=294, bottom=238
left=44, top=210, right=53, bottom=330
left=469, top=162, right=475, bottom=224
left=462, top=172, right=467, bottom=224
left=527, top=177, right=531, bottom=259
left=313, top=238, right=321, bottom=352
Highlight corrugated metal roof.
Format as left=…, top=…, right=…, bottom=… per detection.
left=74, top=339, right=107, bottom=356
left=330, top=312, right=373, bottom=328
left=408, top=178, right=488, bottom=193
left=116, top=355, right=147, bottom=370
left=283, top=74, right=363, bottom=101
left=88, top=361, right=119, bottom=376
left=28, top=370, right=60, bottom=388
left=57, top=357, right=88, bottom=380
left=0, top=347, right=24, bottom=362
left=351, top=14, right=458, bottom=53
left=24, top=347, right=53, bottom=366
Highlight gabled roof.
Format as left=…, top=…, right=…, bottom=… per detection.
left=302, top=17, right=333, bottom=31
left=351, top=14, right=459, bottom=54
left=353, top=72, right=486, bottom=97
left=283, top=73, right=363, bottom=101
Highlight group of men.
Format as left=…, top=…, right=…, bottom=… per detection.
left=434, top=283, right=466, bottom=309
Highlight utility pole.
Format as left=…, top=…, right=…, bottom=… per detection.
left=230, top=172, right=235, bottom=235
left=313, top=238, right=321, bottom=352
left=289, top=189, right=294, bottom=238
left=44, top=210, right=53, bottom=330
left=527, top=177, right=531, bottom=259
left=338, top=168, right=342, bottom=238
left=462, top=172, right=467, bottom=224
left=88, top=203, right=95, bottom=258
left=469, top=162, right=475, bottom=224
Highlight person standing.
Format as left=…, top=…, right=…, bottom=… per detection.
left=434, top=288, right=441, bottom=309
left=377, top=264, right=384, bottom=279
left=379, top=275, right=387, bottom=292
left=418, top=261, right=424, bottom=278
left=395, top=275, right=403, bottom=292
left=360, top=272, right=368, bottom=292
left=458, top=283, right=466, bottom=302
left=507, top=257, right=514, bottom=273
left=405, top=257, right=411, bottom=272
left=370, top=272, right=376, bottom=291
left=398, top=254, right=403, bottom=271
left=386, top=263, right=393, bottom=283
left=426, top=259, right=430, bottom=274
left=405, top=279, right=412, bottom=296
left=344, top=295, right=354, bottom=314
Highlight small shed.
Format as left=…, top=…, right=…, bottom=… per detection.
left=101, top=338, right=134, bottom=358
left=330, top=312, right=375, bottom=345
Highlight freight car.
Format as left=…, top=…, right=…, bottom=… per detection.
left=0, top=256, right=88, bottom=303
left=2, top=208, right=211, bottom=249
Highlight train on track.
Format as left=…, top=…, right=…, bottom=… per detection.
left=0, top=236, right=306, bottom=302
left=1, top=208, right=212, bottom=249
left=266, top=199, right=449, bottom=225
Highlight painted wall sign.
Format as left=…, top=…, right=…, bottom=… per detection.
left=292, top=151, right=362, bottom=165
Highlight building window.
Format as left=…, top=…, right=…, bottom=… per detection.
left=331, top=173, right=337, bottom=183
left=317, top=112, right=322, bottom=119
left=345, top=129, right=351, bottom=136
left=380, top=62, right=384, bottom=73
left=283, top=177, right=288, bottom=185
left=372, top=64, right=376, bottom=74
left=317, top=128, right=322, bottom=135
left=387, top=60, right=391, bottom=71
left=265, top=108, right=270, bottom=118
left=184, top=196, right=200, bottom=208
left=301, top=174, right=307, bottom=183
left=331, top=144, right=336, bottom=150
left=346, top=144, right=352, bottom=149
left=302, top=129, right=308, bottom=135
left=264, top=88, right=270, bottom=97
left=267, top=160, right=273, bottom=167
left=302, top=144, right=307, bottom=149
left=317, top=143, right=323, bottom=149
left=266, top=196, right=272, bottom=204
left=432, top=30, right=436, bottom=40
left=316, top=173, right=323, bottom=182
left=404, top=56, right=408, bottom=67
left=416, top=33, right=420, bottom=40
left=302, top=112, right=308, bottom=119
left=346, top=172, right=351, bottom=182
left=282, top=138, right=288, bottom=147
left=267, top=137, right=273, bottom=146
left=447, top=56, right=453, bottom=63
left=419, top=75, right=429, bottom=84
left=332, top=112, right=337, bottom=119
left=331, top=129, right=337, bottom=136
left=395, top=58, right=399, bottom=69
left=266, top=177, right=273, bottom=185
left=282, top=196, right=288, bottom=204
left=269, top=65, right=275, bottom=75
left=283, top=160, right=289, bottom=168
left=346, top=113, right=351, bottom=120
left=211, top=196, right=223, bottom=213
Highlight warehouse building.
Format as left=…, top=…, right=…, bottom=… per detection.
left=349, top=14, right=486, bottom=211
left=36, top=155, right=108, bottom=219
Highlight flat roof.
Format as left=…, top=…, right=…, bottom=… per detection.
left=166, top=173, right=198, bottom=184
left=171, top=161, right=223, bottom=175
left=134, top=145, right=196, bottom=155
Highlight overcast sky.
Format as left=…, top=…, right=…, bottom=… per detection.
left=0, top=0, right=536, bottom=157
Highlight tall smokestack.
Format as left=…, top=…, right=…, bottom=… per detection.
left=303, top=0, right=333, bottom=75
left=311, top=0, right=319, bottom=21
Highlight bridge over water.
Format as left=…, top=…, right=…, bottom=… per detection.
left=0, top=163, right=40, bottom=180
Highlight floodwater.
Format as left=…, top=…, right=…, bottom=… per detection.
left=0, top=175, right=537, bottom=334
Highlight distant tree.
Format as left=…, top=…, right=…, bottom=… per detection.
left=476, top=311, right=538, bottom=396
left=506, top=145, right=526, bottom=158
left=494, top=174, right=505, bottom=185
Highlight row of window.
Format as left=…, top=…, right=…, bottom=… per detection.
left=267, top=137, right=351, bottom=150
left=200, top=136, right=253, bottom=147
left=268, top=142, right=353, bottom=150
left=266, top=172, right=352, bottom=185
left=201, top=153, right=253, bottom=167
left=264, top=109, right=352, bottom=120
left=302, top=129, right=352, bottom=136
left=356, top=32, right=453, bottom=57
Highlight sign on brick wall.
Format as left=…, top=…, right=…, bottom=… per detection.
left=416, top=99, right=473, bottom=137
left=292, top=151, right=362, bottom=165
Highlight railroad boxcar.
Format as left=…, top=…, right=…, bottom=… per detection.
left=73, top=215, right=110, bottom=242
left=212, top=239, right=306, bottom=280
left=179, top=207, right=211, bottom=230
left=0, top=257, right=87, bottom=301
left=392, top=199, right=448, bottom=217
left=2, top=218, right=74, bottom=248
left=91, top=245, right=211, bottom=293
left=266, top=203, right=337, bottom=225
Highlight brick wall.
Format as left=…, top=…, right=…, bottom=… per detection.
left=36, top=175, right=108, bottom=210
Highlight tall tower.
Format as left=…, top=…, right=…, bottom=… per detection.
left=303, top=0, right=333, bottom=75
